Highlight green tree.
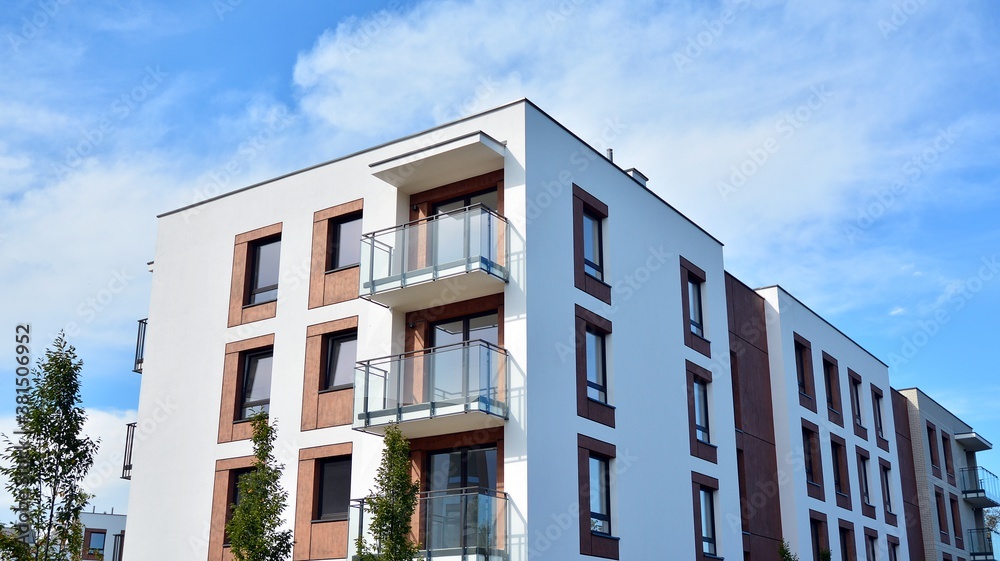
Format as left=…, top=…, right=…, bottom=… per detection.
left=0, top=333, right=99, bottom=561
left=986, top=507, right=1000, bottom=533
left=356, top=424, right=420, bottom=561
left=779, top=540, right=800, bottom=561
left=225, top=412, right=294, bottom=561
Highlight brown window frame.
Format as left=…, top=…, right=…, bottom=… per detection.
left=578, top=434, right=619, bottom=559
left=301, top=317, right=359, bottom=431
left=802, top=419, right=825, bottom=501
left=228, top=223, right=282, bottom=327
left=794, top=334, right=817, bottom=413
left=823, top=352, right=844, bottom=427
left=871, top=385, right=889, bottom=452
left=575, top=305, right=615, bottom=428
left=219, top=334, right=275, bottom=443
left=810, top=510, right=830, bottom=561
left=681, top=257, right=711, bottom=358
left=935, top=485, right=950, bottom=544
left=573, top=185, right=611, bottom=304
left=942, top=432, right=956, bottom=486
left=848, top=370, right=867, bottom=440
left=838, top=519, right=857, bottom=561
left=308, top=199, right=363, bottom=309
left=692, top=471, right=720, bottom=561
left=927, top=421, right=942, bottom=479
left=886, top=535, right=900, bottom=561
left=831, top=433, right=852, bottom=510
left=208, top=455, right=255, bottom=559
left=879, top=458, right=898, bottom=527
left=857, top=446, right=876, bottom=519
left=293, top=442, right=353, bottom=561
left=950, top=492, right=964, bottom=550
left=864, top=527, right=878, bottom=561
left=687, top=360, right=717, bottom=463
left=82, top=528, right=107, bottom=560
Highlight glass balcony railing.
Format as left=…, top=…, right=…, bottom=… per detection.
left=962, top=466, right=1000, bottom=508
left=349, top=487, right=509, bottom=561
left=969, top=528, right=995, bottom=560
left=359, top=204, right=509, bottom=309
left=133, top=318, right=147, bottom=374
left=354, top=340, right=509, bottom=435
left=121, top=422, right=136, bottom=480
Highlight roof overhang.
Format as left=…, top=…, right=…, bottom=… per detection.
left=956, top=432, right=993, bottom=452
left=370, top=131, right=505, bottom=194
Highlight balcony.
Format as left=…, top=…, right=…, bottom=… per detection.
left=133, top=318, right=147, bottom=374
left=359, top=204, right=509, bottom=311
left=961, top=466, right=1000, bottom=508
left=349, top=487, right=509, bottom=561
left=354, top=340, right=508, bottom=438
left=121, top=422, right=135, bottom=480
left=969, top=528, right=995, bottom=561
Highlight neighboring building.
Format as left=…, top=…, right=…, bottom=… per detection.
left=119, top=98, right=979, bottom=561
left=893, top=388, right=998, bottom=561
left=80, top=511, right=126, bottom=561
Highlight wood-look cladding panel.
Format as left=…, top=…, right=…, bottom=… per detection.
left=730, top=334, right=777, bottom=444
left=891, top=389, right=926, bottom=561
left=725, top=273, right=770, bottom=355
left=739, top=433, right=783, bottom=540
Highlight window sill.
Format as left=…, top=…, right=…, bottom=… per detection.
left=590, top=531, right=620, bottom=541
left=319, top=385, right=353, bottom=395
left=584, top=272, right=611, bottom=288
left=233, top=415, right=268, bottom=425
left=325, top=264, right=360, bottom=275
left=242, top=299, right=276, bottom=310
left=696, top=439, right=717, bottom=449
left=587, top=397, right=615, bottom=409
left=311, top=515, right=349, bottom=523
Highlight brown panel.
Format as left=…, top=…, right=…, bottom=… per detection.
left=225, top=334, right=276, bottom=354
left=848, top=369, right=868, bottom=440
left=323, top=266, right=360, bottom=305
left=822, top=352, right=844, bottom=427
left=794, top=333, right=818, bottom=413
left=572, top=184, right=612, bottom=305
left=949, top=493, right=963, bottom=550
left=301, top=317, right=359, bottom=431
left=927, top=421, right=942, bottom=479
left=405, top=293, right=504, bottom=328
left=229, top=223, right=282, bottom=327
left=309, top=520, right=349, bottom=559
left=680, top=257, right=711, bottom=358
left=871, top=385, right=890, bottom=452
left=831, top=433, right=853, bottom=511
left=578, top=434, right=618, bottom=559
left=879, top=457, right=898, bottom=527
left=687, top=361, right=717, bottom=464
left=575, top=306, right=615, bottom=428
left=942, top=432, right=957, bottom=486
left=293, top=443, right=353, bottom=561
left=208, top=455, right=255, bottom=561
left=934, top=486, right=950, bottom=544
left=803, top=418, right=825, bottom=501
left=857, top=446, right=876, bottom=519
left=219, top=334, right=275, bottom=444
left=235, top=222, right=282, bottom=244
left=410, top=170, right=505, bottom=212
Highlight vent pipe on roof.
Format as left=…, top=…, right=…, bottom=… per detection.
left=606, top=148, right=613, bottom=162
left=626, top=168, right=648, bottom=187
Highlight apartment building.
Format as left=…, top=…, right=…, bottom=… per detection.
left=755, top=287, right=910, bottom=561
left=893, top=388, right=998, bottom=561
left=122, top=98, right=966, bottom=561
left=80, top=511, right=127, bottom=561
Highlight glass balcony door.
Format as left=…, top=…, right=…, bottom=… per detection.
left=429, top=312, right=499, bottom=405
left=425, top=447, right=498, bottom=552
left=432, top=190, right=498, bottom=271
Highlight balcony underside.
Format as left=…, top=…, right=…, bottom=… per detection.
left=354, top=398, right=507, bottom=439
left=361, top=258, right=507, bottom=312
left=964, top=491, right=1000, bottom=508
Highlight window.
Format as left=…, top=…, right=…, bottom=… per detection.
left=942, top=432, right=956, bottom=484
left=323, top=331, right=357, bottom=391
left=578, top=434, right=618, bottom=559
left=950, top=493, right=963, bottom=549
left=927, top=422, right=942, bottom=479
left=823, top=354, right=843, bottom=426
left=249, top=237, right=281, bottom=305
left=857, top=446, right=876, bottom=519
left=865, top=531, right=878, bottom=561
left=240, top=349, right=273, bottom=419
left=225, top=467, right=253, bottom=544
left=688, top=361, right=716, bottom=463
left=681, top=257, right=711, bottom=357
left=573, top=185, right=611, bottom=304
left=229, top=223, right=282, bottom=326
left=887, top=536, right=900, bottom=561
left=935, top=486, right=949, bottom=544
left=83, top=529, right=106, bottom=560
left=794, top=334, right=816, bottom=412
left=831, top=435, right=852, bottom=510
left=700, top=486, right=717, bottom=556
left=327, top=213, right=362, bottom=271
left=316, top=457, right=351, bottom=521
left=839, top=521, right=857, bottom=561
left=809, top=512, right=829, bottom=561
left=590, top=455, right=611, bottom=534
left=849, top=370, right=867, bottom=439
left=879, top=458, right=898, bottom=527
left=575, top=306, right=614, bottom=427
left=802, top=420, right=824, bottom=500
left=586, top=328, right=608, bottom=403
left=871, top=385, right=889, bottom=451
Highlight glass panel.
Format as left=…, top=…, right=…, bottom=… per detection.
left=589, top=456, right=609, bottom=534
left=430, top=320, right=465, bottom=401
left=586, top=330, right=606, bottom=403
left=467, top=448, right=498, bottom=490
left=583, top=213, right=602, bottom=279
left=333, top=216, right=363, bottom=269
left=688, top=279, right=703, bottom=336
left=325, top=334, right=358, bottom=390
left=434, top=200, right=468, bottom=267
left=88, top=532, right=106, bottom=552
left=694, top=380, right=709, bottom=442
left=468, top=313, right=499, bottom=346
left=251, top=239, right=280, bottom=304
left=318, top=457, right=352, bottom=520
left=701, top=488, right=716, bottom=554
left=242, top=352, right=272, bottom=418
left=469, top=190, right=498, bottom=211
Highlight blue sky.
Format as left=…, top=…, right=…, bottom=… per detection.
left=0, top=0, right=998, bottom=515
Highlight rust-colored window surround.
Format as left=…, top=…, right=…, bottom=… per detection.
left=687, top=360, right=717, bottom=464
left=943, top=554, right=953, bottom=561
left=575, top=305, right=615, bottom=428
left=301, top=316, right=359, bottom=431
left=848, top=370, right=868, bottom=440
left=838, top=519, right=857, bottom=561
left=809, top=510, right=830, bottom=561
left=935, top=486, right=950, bottom=544
left=293, top=442, right=353, bottom=561
left=409, top=170, right=504, bottom=221
left=578, top=434, right=619, bottom=560
left=228, top=223, right=282, bottom=327
left=871, top=385, right=889, bottom=452
left=692, top=471, right=720, bottom=561
left=831, top=434, right=852, bottom=510
left=573, top=184, right=611, bottom=305
left=823, top=352, right=844, bottom=427
left=856, top=446, right=876, bottom=519
left=942, top=432, right=957, bottom=486
left=308, top=199, right=363, bottom=309
left=879, top=458, right=898, bottom=527
left=802, top=419, right=825, bottom=501
left=82, top=528, right=106, bottom=560
left=681, top=257, right=711, bottom=358
left=207, top=455, right=255, bottom=560
left=219, top=334, right=275, bottom=443
left=864, top=527, right=878, bottom=561
left=794, top=334, right=817, bottom=413
left=927, top=422, right=942, bottom=479
left=950, top=493, right=964, bottom=550
left=886, top=535, right=900, bottom=561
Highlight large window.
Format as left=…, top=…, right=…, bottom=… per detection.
left=586, top=328, right=608, bottom=403
left=865, top=532, right=878, bottom=561
left=839, top=522, right=857, bottom=561
left=590, top=455, right=611, bottom=535
left=688, top=361, right=716, bottom=463
left=241, top=349, right=273, bottom=419
left=323, top=331, right=357, bottom=391
left=849, top=370, right=867, bottom=439
left=831, top=435, right=852, bottom=510
left=83, top=529, right=106, bottom=560
left=872, top=385, right=889, bottom=451
left=327, top=213, right=362, bottom=271
left=575, top=306, right=614, bottom=427
left=942, top=432, right=956, bottom=484
left=583, top=211, right=604, bottom=280
left=794, top=334, right=816, bottom=412
left=809, top=513, right=829, bottom=561
left=823, top=353, right=843, bottom=426
left=688, top=278, right=704, bottom=338
left=857, top=446, right=876, bottom=519
left=225, top=467, right=253, bottom=544
left=680, top=257, right=710, bottom=357
left=578, top=434, right=618, bottom=559
left=950, top=493, right=963, bottom=549
left=927, top=422, right=942, bottom=478
left=316, top=456, right=352, bottom=521
left=803, top=420, right=824, bottom=500
left=694, top=380, right=710, bottom=443
left=249, top=237, right=281, bottom=305
left=573, top=185, right=611, bottom=304
left=935, top=487, right=950, bottom=543
left=700, top=486, right=717, bottom=556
